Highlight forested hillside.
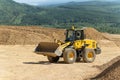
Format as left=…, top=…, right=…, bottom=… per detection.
left=0, top=0, right=120, bottom=33
left=0, top=0, right=43, bottom=25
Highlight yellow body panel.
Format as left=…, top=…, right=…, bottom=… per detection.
left=73, top=39, right=97, bottom=49
left=73, top=40, right=84, bottom=49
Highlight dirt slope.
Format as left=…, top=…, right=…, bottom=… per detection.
left=0, top=26, right=108, bottom=45
left=84, top=27, right=108, bottom=40
left=92, top=56, right=120, bottom=80
left=0, top=26, right=65, bottom=45
left=103, top=33, right=120, bottom=47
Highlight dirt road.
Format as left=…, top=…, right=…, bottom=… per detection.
left=0, top=45, right=119, bottom=80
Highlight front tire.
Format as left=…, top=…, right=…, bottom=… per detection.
left=63, top=48, right=77, bottom=64
left=83, top=49, right=96, bottom=63
left=47, top=56, right=59, bottom=63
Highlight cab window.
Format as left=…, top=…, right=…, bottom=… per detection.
left=66, top=30, right=74, bottom=41
left=75, top=31, right=81, bottom=40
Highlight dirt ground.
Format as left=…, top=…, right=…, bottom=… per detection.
left=0, top=26, right=120, bottom=80
left=0, top=44, right=120, bottom=80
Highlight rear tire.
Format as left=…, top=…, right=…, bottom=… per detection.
left=47, top=56, right=59, bottom=63
left=83, top=49, right=96, bottom=63
left=63, top=48, right=77, bottom=64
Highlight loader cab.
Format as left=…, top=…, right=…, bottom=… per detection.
left=65, top=29, right=85, bottom=42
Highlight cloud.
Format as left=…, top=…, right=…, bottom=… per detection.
left=13, top=0, right=118, bottom=5
left=14, top=0, right=90, bottom=5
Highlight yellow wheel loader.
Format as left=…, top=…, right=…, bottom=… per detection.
left=34, top=27, right=101, bottom=64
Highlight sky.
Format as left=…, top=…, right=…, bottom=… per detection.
left=13, top=0, right=118, bottom=5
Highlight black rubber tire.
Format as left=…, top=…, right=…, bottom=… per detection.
left=47, top=56, right=59, bottom=63
left=83, top=49, right=96, bottom=63
left=63, top=48, right=77, bottom=64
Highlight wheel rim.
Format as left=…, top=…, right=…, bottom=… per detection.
left=69, top=52, right=74, bottom=60
left=88, top=52, right=93, bottom=59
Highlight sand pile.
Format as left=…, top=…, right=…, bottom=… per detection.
left=84, top=27, right=108, bottom=40
left=83, top=27, right=118, bottom=47
left=104, top=34, right=120, bottom=47
left=0, top=26, right=65, bottom=45
left=0, top=26, right=110, bottom=45
left=93, top=56, right=120, bottom=80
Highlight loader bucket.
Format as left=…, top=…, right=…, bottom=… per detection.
left=35, top=42, right=59, bottom=57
